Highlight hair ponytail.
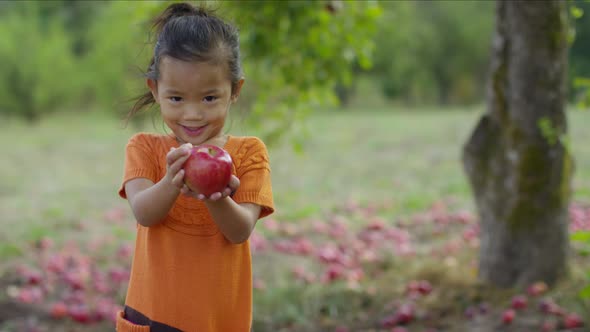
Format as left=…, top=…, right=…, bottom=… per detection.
left=152, top=3, right=207, bottom=35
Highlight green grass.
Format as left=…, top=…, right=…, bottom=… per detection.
left=2, top=107, right=590, bottom=259
left=0, top=112, right=134, bottom=256
left=267, top=107, right=590, bottom=219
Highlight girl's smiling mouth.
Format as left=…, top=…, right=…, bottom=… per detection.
left=181, top=124, right=207, bottom=137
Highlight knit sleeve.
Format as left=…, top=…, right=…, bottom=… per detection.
left=232, top=137, right=275, bottom=219
left=118, top=134, right=160, bottom=199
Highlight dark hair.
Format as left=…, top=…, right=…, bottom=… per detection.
left=127, top=2, right=242, bottom=120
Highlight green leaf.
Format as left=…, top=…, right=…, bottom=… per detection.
left=579, top=284, right=590, bottom=299
left=571, top=231, right=590, bottom=242
left=571, top=6, right=584, bottom=19
left=574, top=77, right=590, bottom=88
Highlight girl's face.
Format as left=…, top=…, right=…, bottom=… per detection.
left=148, top=56, right=243, bottom=146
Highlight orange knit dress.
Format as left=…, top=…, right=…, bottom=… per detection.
left=115, top=133, right=274, bottom=332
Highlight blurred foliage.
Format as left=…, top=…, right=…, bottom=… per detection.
left=367, top=0, right=590, bottom=107
left=220, top=0, right=381, bottom=147
left=81, top=1, right=160, bottom=114
left=0, top=1, right=79, bottom=122
left=571, top=0, right=590, bottom=107
left=370, top=0, right=494, bottom=106
left=3, top=0, right=590, bottom=132
left=571, top=231, right=590, bottom=300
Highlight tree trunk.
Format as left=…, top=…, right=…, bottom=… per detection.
left=462, top=0, right=572, bottom=288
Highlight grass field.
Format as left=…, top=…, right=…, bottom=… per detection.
left=1, top=107, right=590, bottom=331
left=2, top=107, right=590, bottom=250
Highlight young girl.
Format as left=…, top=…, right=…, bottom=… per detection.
left=116, top=3, right=274, bottom=331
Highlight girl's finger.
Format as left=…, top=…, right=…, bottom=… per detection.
left=210, top=192, right=222, bottom=201
left=180, top=185, right=190, bottom=195
left=171, top=170, right=185, bottom=187
left=169, top=153, right=190, bottom=173
left=228, top=175, right=240, bottom=190
left=166, top=147, right=190, bottom=165
left=197, top=194, right=206, bottom=200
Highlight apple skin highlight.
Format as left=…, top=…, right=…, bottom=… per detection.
left=182, top=145, right=233, bottom=196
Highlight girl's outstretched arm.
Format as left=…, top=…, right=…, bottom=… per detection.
left=125, top=178, right=180, bottom=227
left=124, top=144, right=192, bottom=227
left=204, top=197, right=261, bottom=244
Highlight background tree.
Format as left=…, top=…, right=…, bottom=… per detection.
left=463, top=0, right=572, bottom=287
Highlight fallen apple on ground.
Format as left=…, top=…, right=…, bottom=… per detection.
left=502, top=309, right=516, bottom=324
left=563, top=313, right=584, bottom=329
left=511, top=295, right=528, bottom=310
left=182, top=145, right=233, bottom=197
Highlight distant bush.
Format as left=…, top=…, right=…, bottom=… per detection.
left=370, top=1, right=494, bottom=106
left=0, top=2, right=79, bottom=122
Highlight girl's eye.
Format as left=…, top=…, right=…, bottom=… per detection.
left=169, top=96, right=182, bottom=103
left=203, top=96, right=218, bottom=103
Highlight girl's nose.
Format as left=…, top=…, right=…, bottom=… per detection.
left=184, top=107, right=204, bottom=121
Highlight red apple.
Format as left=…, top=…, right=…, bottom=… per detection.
left=395, top=303, right=415, bottom=324
left=324, top=265, right=344, bottom=282
left=24, top=270, right=43, bottom=285
left=49, top=302, right=68, bottom=319
left=182, top=145, right=233, bottom=196
left=502, top=309, right=515, bottom=324
left=418, top=280, right=433, bottom=295
left=563, top=313, right=584, bottom=329
left=68, top=304, right=92, bottom=324
left=511, top=295, right=528, bottom=310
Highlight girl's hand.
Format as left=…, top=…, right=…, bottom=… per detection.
left=164, top=143, right=193, bottom=190
left=181, top=174, right=240, bottom=201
